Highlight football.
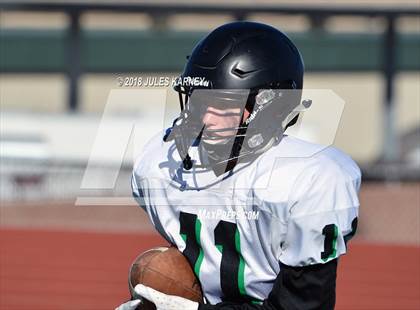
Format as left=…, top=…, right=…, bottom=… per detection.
left=128, top=246, right=203, bottom=310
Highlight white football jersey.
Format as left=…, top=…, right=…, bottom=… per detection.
left=132, top=131, right=361, bottom=304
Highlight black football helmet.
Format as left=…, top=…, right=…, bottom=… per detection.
left=166, top=21, right=305, bottom=174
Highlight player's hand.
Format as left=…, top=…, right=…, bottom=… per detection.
left=134, top=284, right=199, bottom=310
left=115, top=299, right=141, bottom=310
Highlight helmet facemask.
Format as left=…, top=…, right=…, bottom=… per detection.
left=168, top=84, right=302, bottom=175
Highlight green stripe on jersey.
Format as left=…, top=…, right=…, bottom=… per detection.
left=235, top=229, right=247, bottom=296
left=194, top=219, right=204, bottom=277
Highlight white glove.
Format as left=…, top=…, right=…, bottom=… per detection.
left=134, top=284, right=199, bottom=310
left=115, top=299, right=141, bottom=310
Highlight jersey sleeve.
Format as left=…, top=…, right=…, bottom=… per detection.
left=278, top=159, right=361, bottom=267
left=131, top=130, right=166, bottom=209
left=131, top=169, right=146, bottom=210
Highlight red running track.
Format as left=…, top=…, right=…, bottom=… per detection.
left=0, top=228, right=419, bottom=310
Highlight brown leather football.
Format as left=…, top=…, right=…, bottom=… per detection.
left=128, top=246, right=203, bottom=310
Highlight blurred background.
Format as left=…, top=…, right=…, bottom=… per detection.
left=0, top=0, right=419, bottom=309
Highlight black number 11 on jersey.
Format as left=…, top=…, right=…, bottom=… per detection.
left=179, top=211, right=259, bottom=303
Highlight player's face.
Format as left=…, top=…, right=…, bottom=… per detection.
left=202, top=106, right=249, bottom=144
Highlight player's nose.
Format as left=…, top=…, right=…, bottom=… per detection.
left=202, top=110, right=219, bottom=127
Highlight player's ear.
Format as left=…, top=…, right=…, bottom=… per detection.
left=242, top=108, right=251, bottom=123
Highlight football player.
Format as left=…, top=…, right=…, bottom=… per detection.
left=117, top=21, right=361, bottom=310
